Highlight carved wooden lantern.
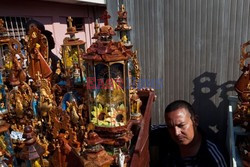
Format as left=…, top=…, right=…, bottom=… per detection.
left=83, top=131, right=113, bottom=167
left=115, top=5, right=142, bottom=120
left=83, top=11, right=132, bottom=129
left=115, top=4, right=132, bottom=48
left=61, top=16, right=86, bottom=85
left=19, top=125, right=45, bottom=167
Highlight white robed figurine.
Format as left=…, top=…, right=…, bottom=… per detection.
left=118, top=148, right=125, bottom=167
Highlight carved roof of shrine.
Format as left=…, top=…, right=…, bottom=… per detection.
left=82, top=11, right=132, bottom=62
left=62, top=16, right=86, bottom=46
left=62, top=37, right=86, bottom=46
left=83, top=40, right=132, bottom=62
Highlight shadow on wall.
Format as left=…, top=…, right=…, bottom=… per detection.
left=192, top=72, right=235, bottom=145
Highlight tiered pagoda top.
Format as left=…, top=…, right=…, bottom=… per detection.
left=63, top=16, right=85, bottom=46
left=115, top=4, right=131, bottom=31
left=82, top=11, right=132, bottom=62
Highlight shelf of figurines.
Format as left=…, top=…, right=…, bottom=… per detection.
left=0, top=6, right=157, bottom=166
left=227, top=96, right=250, bottom=167
left=0, top=70, right=156, bottom=167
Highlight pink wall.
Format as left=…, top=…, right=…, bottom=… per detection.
left=0, top=0, right=105, bottom=57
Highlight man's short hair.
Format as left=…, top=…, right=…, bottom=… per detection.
left=165, top=100, right=195, bottom=119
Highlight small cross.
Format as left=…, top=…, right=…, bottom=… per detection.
left=67, top=16, right=73, bottom=28
left=35, top=71, right=42, bottom=81
left=101, top=10, right=111, bottom=25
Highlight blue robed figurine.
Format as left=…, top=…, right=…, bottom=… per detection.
left=0, top=71, right=7, bottom=115
left=61, top=91, right=78, bottom=111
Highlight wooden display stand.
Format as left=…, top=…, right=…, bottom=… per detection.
left=227, top=96, right=250, bottom=167
left=57, top=89, right=155, bottom=167
left=130, top=90, right=155, bottom=167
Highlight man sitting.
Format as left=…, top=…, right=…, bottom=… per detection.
left=151, top=100, right=228, bottom=167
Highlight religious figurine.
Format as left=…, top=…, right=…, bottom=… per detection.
left=52, top=60, right=66, bottom=86
left=19, top=82, right=33, bottom=113
left=32, top=93, right=39, bottom=118
left=130, top=89, right=142, bottom=120
left=49, top=107, right=83, bottom=167
left=36, top=136, right=50, bottom=157
left=66, top=101, right=80, bottom=125
left=72, top=63, right=81, bottom=84
left=61, top=91, right=77, bottom=111
left=27, top=27, right=52, bottom=81
left=0, top=73, right=7, bottom=115
left=6, top=38, right=26, bottom=86
left=8, top=87, right=23, bottom=119
left=4, top=55, right=12, bottom=71
left=39, top=87, right=53, bottom=117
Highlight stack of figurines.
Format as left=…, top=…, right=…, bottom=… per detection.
left=234, top=40, right=250, bottom=163
left=234, top=41, right=250, bottom=131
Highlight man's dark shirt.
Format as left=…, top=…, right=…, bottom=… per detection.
left=150, top=125, right=228, bottom=167
left=49, top=51, right=61, bottom=73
